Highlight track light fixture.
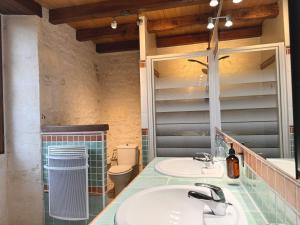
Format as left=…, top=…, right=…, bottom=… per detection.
left=207, top=15, right=233, bottom=30
left=210, top=0, right=242, bottom=5
left=208, top=0, right=239, bottom=30
left=225, top=15, right=233, bottom=27
left=209, top=0, right=219, bottom=7
left=111, top=18, right=117, bottom=29
left=207, top=17, right=215, bottom=30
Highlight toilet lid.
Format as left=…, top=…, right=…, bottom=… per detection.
left=108, top=165, right=132, bottom=175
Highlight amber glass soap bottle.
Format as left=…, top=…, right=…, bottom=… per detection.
left=226, top=143, right=240, bottom=179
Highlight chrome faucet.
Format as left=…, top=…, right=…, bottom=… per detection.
left=188, top=183, right=231, bottom=216
left=193, top=152, right=214, bottom=167
left=193, top=152, right=213, bottom=162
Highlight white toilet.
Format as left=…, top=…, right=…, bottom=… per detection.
left=108, top=144, right=138, bottom=195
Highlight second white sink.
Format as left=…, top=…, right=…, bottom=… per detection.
left=115, top=185, right=248, bottom=225
left=155, top=158, right=224, bottom=178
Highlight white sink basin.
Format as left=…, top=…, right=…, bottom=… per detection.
left=115, top=185, right=248, bottom=225
left=155, top=158, right=224, bottom=178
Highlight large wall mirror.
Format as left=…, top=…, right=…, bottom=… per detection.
left=148, top=42, right=298, bottom=178
left=219, top=44, right=296, bottom=178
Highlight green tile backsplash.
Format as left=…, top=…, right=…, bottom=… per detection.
left=241, top=163, right=299, bottom=225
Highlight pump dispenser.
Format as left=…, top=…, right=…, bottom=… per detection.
left=226, top=143, right=240, bottom=179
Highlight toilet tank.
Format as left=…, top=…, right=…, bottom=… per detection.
left=117, top=144, right=138, bottom=166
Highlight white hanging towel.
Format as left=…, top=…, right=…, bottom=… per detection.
left=45, top=146, right=89, bottom=221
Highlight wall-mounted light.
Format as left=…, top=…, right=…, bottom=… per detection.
left=207, top=17, right=215, bottom=30
left=225, top=15, right=233, bottom=27
left=210, top=0, right=219, bottom=7
left=232, top=0, right=243, bottom=3
left=111, top=18, right=117, bottom=29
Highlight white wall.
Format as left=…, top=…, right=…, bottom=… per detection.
left=0, top=18, right=7, bottom=225
left=261, top=0, right=290, bottom=45
left=3, top=15, right=43, bottom=225
left=156, top=37, right=261, bottom=55
left=0, top=155, right=7, bottom=225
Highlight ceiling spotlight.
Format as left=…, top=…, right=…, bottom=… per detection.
left=233, top=0, right=242, bottom=3
left=225, top=16, right=233, bottom=27
left=111, top=19, right=117, bottom=29
left=207, top=17, right=215, bottom=30
left=209, top=0, right=219, bottom=7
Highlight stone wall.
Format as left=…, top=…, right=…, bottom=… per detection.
left=38, top=10, right=142, bottom=164
left=96, top=52, right=142, bottom=161
left=39, top=10, right=101, bottom=126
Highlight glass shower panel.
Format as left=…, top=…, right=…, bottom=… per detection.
left=219, top=50, right=280, bottom=158
left=154, top=56, right=211, bottom=157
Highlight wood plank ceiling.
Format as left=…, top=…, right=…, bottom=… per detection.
left=0, top=0, right=42, bottom=16
left=35, top=0, right=279, bottom=53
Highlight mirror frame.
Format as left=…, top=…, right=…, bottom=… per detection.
left=288, top=0, right=300, bottom=179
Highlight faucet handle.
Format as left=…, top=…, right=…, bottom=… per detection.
left=194, top=183, right=226, bottom=203
left=188, top=191, right=213, bottom=201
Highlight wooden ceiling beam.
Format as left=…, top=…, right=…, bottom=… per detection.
left=95, top=26, right=262, bottom=53
left=148, top=3, right=278, bottom=32
left=96, top=40, right=140, bottom=54
left=157, top=25, right=262, bottom=47
left=0, top=0, right=42, bottom=17
left=77, top=23, right=139, bottom=42
left=76, top=3, right=277, bottom=43
left=157, top=32, right=210, bottom=48
left=49, top=0, right=210, bottom=25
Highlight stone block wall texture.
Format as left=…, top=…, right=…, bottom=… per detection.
left=96, top=52, right=142, bottom=162
left=39, top=10, right=101, bottom=126
left=39, top=10, right=142, bottom=165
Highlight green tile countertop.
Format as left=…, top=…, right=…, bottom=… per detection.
left=90, top=158, right=267, bottom=225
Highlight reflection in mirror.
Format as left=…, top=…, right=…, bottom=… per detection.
left=219, top=49, right=295, bottom=177
left=154, top=56, right=211, bottom=157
